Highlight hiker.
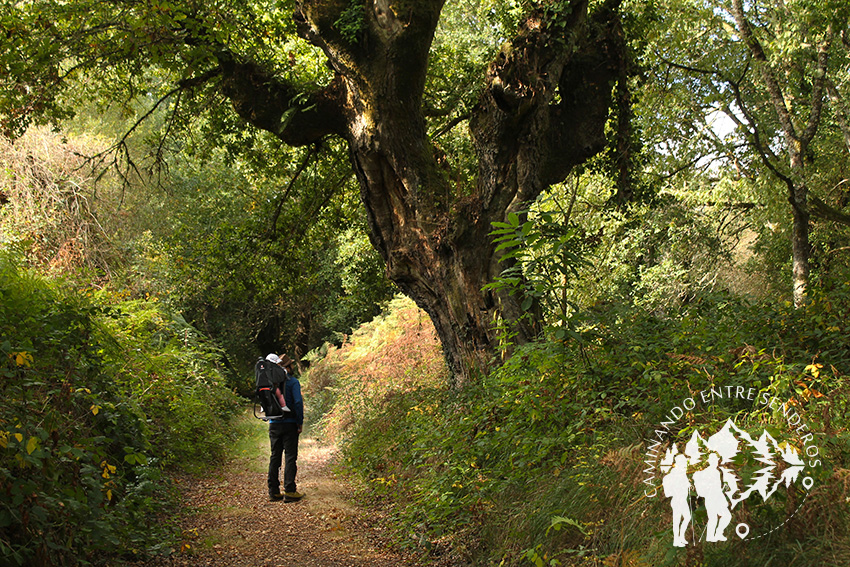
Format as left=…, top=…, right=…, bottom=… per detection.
left=265, top=353, right=304, bottom=503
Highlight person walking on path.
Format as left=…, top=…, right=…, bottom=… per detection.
left=265, top=353, right=304, bottom=503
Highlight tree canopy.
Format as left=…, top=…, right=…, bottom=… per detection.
left=2, top=0, right=632, bottom=383
left=638, top=0, right=850, bottom=305
left=2, top=0, right=849, bottom=382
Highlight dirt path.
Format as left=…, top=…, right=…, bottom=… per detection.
left=126, top=418, right=424, bottom=567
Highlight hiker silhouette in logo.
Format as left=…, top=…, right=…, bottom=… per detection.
left=693, top=452, right=732, bottom=541
left=662, top=453, right=692, bottom=547
left=265, top=353, right=304, bottom=503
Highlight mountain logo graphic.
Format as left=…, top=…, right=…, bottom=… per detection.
left=659, top=418, right=813, bottom=547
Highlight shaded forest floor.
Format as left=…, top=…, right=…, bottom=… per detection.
left=118, top=414, right=436, bottom=567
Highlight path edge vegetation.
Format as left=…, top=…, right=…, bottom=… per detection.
left=0, top=252, right=242, bottom=566
left=304, top=294, right=850, bottom=567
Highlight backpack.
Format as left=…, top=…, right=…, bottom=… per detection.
left=253, top=358, right=290, bottom=420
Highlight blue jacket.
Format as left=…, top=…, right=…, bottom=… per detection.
left=270, top=372, right=303, bottom=426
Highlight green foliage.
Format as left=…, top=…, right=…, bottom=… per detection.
left=552, top=168, right=762, bottom=312
left=2, top=121, right=394, bottom=391
left=0, top=0, right=294, bottom=137
left=334, top=0, right=366, bottom=45
left=487, top=193, right=588, bottom=339
left=0, top=252, right=239, bottom=565
left=132, top=138, right=395, bottom=381
left=486, top=172, right=750, bottom=342
left=96, top=295, right=241, bottom=470
left=479, top=0, right=532, bottom=35
left=635, top=0, right=850, bottom=301
left=308, top=284, right=850, bottom=566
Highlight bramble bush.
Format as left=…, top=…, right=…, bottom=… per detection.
left=0, top=253, right=240, bottom=565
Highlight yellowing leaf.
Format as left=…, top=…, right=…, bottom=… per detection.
left=14, top=433, right=23, bottom=443
left=26, top=437, right=38, bottom=455
left=9, top=351, right=33, bottom=367
left=91, top=405, right=100, bottom=416
left=106, top=489, right=113, bottom=501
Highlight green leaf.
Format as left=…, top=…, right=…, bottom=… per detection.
left=546, top=515, right=588, bottom=536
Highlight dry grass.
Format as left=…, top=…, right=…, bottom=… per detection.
left=0, top=127, right=121, bottom=277
left=304, top=295, right=448, bottom=442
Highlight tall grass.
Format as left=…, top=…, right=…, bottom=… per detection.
left=0, top=127, right=125, bottom=278
left=304, top=295, right=448, bottom=441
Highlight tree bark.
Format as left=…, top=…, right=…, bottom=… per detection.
left=220, top=0, right=624, bottom=384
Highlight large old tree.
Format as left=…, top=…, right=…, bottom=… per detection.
left=1, top=0, right=625, bottom=384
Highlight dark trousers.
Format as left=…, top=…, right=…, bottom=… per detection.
left=268, top=422, right=299, bottom=495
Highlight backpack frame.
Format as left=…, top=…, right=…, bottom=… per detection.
left=253, top=358, right=290, bottom=421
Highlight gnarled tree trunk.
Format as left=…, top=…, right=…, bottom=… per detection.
left=222, top=0, right=624, bottom=384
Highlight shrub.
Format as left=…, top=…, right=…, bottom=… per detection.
left=0, top=253, right=239, bottom=565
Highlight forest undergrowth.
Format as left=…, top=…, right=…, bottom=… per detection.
left=305, top=292, right=850, bottom=567
left=0, top=253, right=241, bottom=566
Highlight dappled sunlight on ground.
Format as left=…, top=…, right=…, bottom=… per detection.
left=118, top=417, right=426, bottom=567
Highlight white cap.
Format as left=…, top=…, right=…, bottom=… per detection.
left=265, top=353, right=281, bottom=364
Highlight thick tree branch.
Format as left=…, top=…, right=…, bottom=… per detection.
left=543, top=0, right=626, bottom=187
left=294, top=0, right=444, bottom=110
left=810, top=195, right=850, bottom=226
left=471, top=0, right=624, bottom=220
left=216, top=51, right=346, bottom=146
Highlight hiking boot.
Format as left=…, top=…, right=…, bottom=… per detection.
left=283, top=491, right=304, bottom=503
left=269, top=492, right=284, bottom=502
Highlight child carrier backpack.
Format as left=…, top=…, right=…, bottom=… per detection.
left=253, top=357, right=291, bottom=420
